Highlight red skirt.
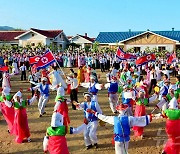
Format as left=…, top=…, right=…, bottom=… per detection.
left=1, top=103, right=14, bottom=131
left=48, top=136, right=69, bottom=154
left=133, top=104, right=146, bottom=136
left=11, top=108, right=30, bottom=143
left=164, top=119, right=180, bottom=154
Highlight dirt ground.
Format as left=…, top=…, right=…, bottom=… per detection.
left=0, top=68, right=167, bottom=154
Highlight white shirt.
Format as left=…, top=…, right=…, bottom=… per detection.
left=67, top=77, right=78, bottom=89
left=19, top=65, right=27, bottom=71
left=150, top=71, right=157, bottom=80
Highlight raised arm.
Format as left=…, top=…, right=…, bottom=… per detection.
left=129, top=115, right=152, bottom=127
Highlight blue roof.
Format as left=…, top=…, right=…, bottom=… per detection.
left=95, top=31, right=180, bottom=43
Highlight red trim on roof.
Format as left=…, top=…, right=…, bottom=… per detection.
left=0, top=31, right=26, bottom=41
left=31, top=28, right=63, bottom=38
left=78, top=34, right=94, bottom=42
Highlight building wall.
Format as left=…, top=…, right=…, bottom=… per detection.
left=71, top=36, right=92, bottom=49
left=123, top=32, right=176, bottom=52
left=19, top=32, right=46, bottom=47
left=125, top=44, right=174, bottom=52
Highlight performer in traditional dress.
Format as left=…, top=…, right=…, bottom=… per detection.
left=133, top=89, right=157, bottom=138
left=155, top=96, right=180, bottom=154
left=81, top=75, right=103, bottom=102
left=74, top=92, right=102, bottom=150
left=105, top=76, right=119, bottom=113
left=66, top=73, right=78, bottom=110
left=29, top=77, right=50, bottom=117
left=12, top=60, right=19, bottom=74
left=2, top=72, right=14, bottom=89
left=0, top=87, right=14, bottom=133
left=11, top=91, right=31, bottom=143
left=77, top=66, right=83, bottom=85
left=86, top=104, right=152, bottom=154
left=43, top=112, right=88, bottom=154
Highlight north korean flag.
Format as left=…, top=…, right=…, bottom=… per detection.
left=36, top=50, right=56, bottom=70
left=116, top=47, right=137, bottom=60
left=0, top=66, right=8, bottom=72
left=167, top=52, right=176, bottom=64
left=136, top=54, right=156, bottom=66
left=29, top=56, right=41, bottom=65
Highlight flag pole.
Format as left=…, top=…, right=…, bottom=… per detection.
left=49, top=49, right=66, bottom=78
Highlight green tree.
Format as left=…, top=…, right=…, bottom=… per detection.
left=92, top=41, right=99, bottom=53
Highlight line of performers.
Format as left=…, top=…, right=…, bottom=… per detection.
left=0, top=66, right=180, bottom=154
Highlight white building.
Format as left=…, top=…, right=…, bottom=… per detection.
left=15, top=28, right=69, bottom=50
left=70, top=33, right=95, bottom=49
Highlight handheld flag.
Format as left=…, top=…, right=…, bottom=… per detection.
left=36, top=50, right=55, bottom=70
left=167, top=52, right=176, bottom=64
left=136, top=54, right=156, bottom=66
left=0, top=66, right=8, bottom=72
left=29, top=56, right=41, bottom=65
left=116, top=47, right=137, bottom=60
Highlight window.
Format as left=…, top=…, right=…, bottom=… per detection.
left=158, top=46, right=166, bottom=52
left=32, top=33, right=34, bottom=37
left=134, top=47, right=141, bottom=53
left=31, top=43, right=35, bottom=46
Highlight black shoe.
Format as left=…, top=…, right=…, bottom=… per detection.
left=94, top=143, right=98, bottom=149
left=86, top=144, right=93, bottom=150
left=43, top=112, right=46, bottom=115
left=39, top=114, right=42, bottom=117
left=7, top=130, right=10, bottom=134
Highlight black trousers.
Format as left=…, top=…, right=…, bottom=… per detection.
left=148, top=79, right=157, bottom=94
left=100, top=63, right=105, bottom=72
left=21, top=71, right=26, bottom=80
left=70, top=89, right=77, bottom=110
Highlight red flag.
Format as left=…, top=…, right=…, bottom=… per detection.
left=29, top=56, right=41, bottom=65
left=136, top=54, right=156, bottom=66
left=36, top=50, right=55, bottom=70
left=0, top=66, right=8, bottom=72
left=167, top=53, right=176, bottom=64
left=116, top=47, right=137, bottom=60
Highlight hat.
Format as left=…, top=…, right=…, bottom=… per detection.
left=116, top=104, right=128, bottom=111
left=51, top=112, right=63, bottom=127
left=41, top=77, right=47, bottom=82
left=83, top=92, right=93, bottom=98
left=168, top=97, right=178, bottom=109
left=90, top=75, right=96, bottom=80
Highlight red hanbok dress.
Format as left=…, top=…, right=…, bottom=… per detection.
left=133, top=98, right=148, bottom=137
left=0, top=95, right=14, bottom=132
left=11, top=101, right=30, bottom=143
left=163, top=109, right=180, bottom=154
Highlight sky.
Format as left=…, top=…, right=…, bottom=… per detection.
left=0, top=0, right=180, bottom=37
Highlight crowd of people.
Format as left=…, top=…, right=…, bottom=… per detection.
left=0, top=49, right=180, bottom=154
